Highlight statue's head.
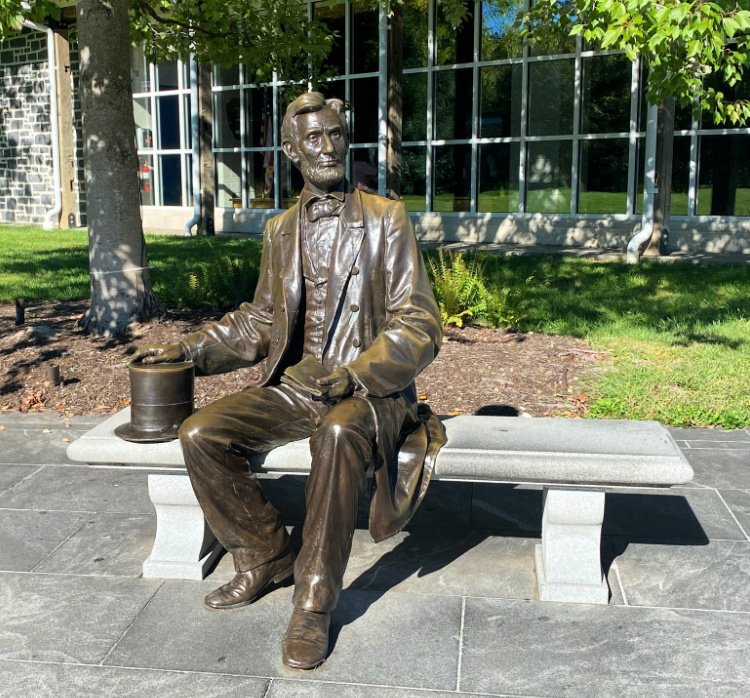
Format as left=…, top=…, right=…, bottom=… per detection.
left=281, top=92, right=349, bottom=193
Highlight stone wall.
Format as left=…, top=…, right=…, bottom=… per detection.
left=0, top=28, right=54, bottom=224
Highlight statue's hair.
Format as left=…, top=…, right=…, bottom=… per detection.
left=281, top=91, right=348, bottom=147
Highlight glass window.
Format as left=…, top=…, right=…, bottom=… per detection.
left=402, top=73, right=427, bottom=142
left=280, top=156, right=304, bottom=208
left=245, top=87, right=274, bottom=148
left=131, top=46, right=149, bottom=93
left=635, top=136, right=690, bottom=216
left=403, top=2, right=428, bottom=69
left=578, top=139, right=629, bottom=214
left=581, top=55, right=631, bottom=134
left=156, top=61, right=180, bottom=91
left=436, top=0, right=475, bottom=66
left=215, top=90, right=242, bottom=148
left=400, top=146, right=427, bottom=211
left=247, top=151, right=275, bottom=208
left=526, top=141, right=572, bottom=213
left=214, top=65, right=240, bottom=87
left=434, top=68, right=473, bottom=140
left=702, top=71, right=750, bottom=130
left=480, top=64, right=522, bottom=138
left=528, top=59, right=574, bottom=136
left=432, top=144, right=471, bottom=211
left=697, top=135, right=750, bottom=216
left=528, top=0, right=576, bottom=56
left=138, top=154, right=155, bottom=206
left=480, top=0, right=524, bottom=60
left=315, top=1, right=346, bottom=75
left=351, top=77, right=379, bottom=143
left=156, top=95, right=180, bottom=149
left=478, top=143, right=520, bottom=212
left=133, top=98, right=153, bottom=149
left=352, top=0, right=379, bottom=73
left=216, top=153, right=243, bottom=208
left=351, top=147, right=378, bottom=193
left=159, top=154, right=182, bottom=206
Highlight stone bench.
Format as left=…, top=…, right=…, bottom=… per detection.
left=67, top=409, right=693, bottom=605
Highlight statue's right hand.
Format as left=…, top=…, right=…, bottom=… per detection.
left=132, top=343, right=186, bottom=365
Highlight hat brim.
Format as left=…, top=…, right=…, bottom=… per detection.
left=115, top=421, right=181, bottom=444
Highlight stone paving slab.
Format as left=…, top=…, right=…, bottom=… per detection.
left=105, top=582, right=462, bottom=691
left=0, top=464, right=40, bottom=494
left=0, top=661, right=270, bottom=698
left=0, top=573, right=161, bottom=664
left=32, top=513, right=155, bottom=577
left=265, top=680, right=485, bottom=697
left=469, top=485, right=542, bottom=533
left=611, top=538, right=750, bottom=612
left=719, top=489, right=750, bottom=534
left=0, top=465, right=155, bottom=514
left=679, top=449, right=750, bottom=491
left=0, top=426, right=92, bottom=465
left=460, top=597, right=750, bottom=697
left=0, top=509, right=88, bottom=572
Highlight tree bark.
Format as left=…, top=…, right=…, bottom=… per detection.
left=198, top=62, right=215, bottom=235
left=76, top=0, right=161, bottom=335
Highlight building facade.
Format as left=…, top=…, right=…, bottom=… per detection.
left=2, top=0, right=750, bottom=253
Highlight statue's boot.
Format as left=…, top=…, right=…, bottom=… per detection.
left=281, top=607, right=331, bottom=670
left=205, top=549, right=295, bottom=610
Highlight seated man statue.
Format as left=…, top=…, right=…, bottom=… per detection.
left=135, top=91, right=444, bottom=670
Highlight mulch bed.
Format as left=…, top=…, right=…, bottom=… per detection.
left=0, top=301, right=604, bottom=418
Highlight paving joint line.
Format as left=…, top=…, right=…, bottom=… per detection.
left=611, top=561, right=628, bottom=606
left=456, top=595, right=466, bottom=692
left=0, top=464, right=45, bottom=496
left=29, top=518, right=89, bottom=573
left=714, top=489, right=750, bottom=542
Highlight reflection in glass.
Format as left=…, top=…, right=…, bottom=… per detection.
left=403, top=2, right=428, bottom=68
left=133, top=98, right=153, bottom=149
left=247, top=151, right=275, bottom=208
left=138, top=154, right=155, bottom=206
left=635, top=137, right=690, bottom=216
left=436, top=0, right=474, bottom=65
left=351, top=147, right=378, bottom=194
left=480, top=64, right=522, bottom=138
left=216, top=153, right=242, bottom=208
left=351, top=77, right=379, bottom=143
left=131, top=46, right=149, bottom=93
left=315, top=1, right=346, bottom=75
left=697, top=135, right=750, bottom=216
left=529, top=60, right=574, bottom=136
left=526, top=141, right=572, bottom=213
left=156, top=61, right=180, bottom=91
left=215, top=65, right=240, bottom=87
left=481, top=0, right=524, bottom=60
left=215, top=90, right=242, bottom=147
left=434, top=68, right=473, bottom=140
left=159, top=154, right=182, bottom=206
left=280, top=156, right=304, bottom=208
left=578, top=139, right=628, bottom=214
left=352, top=0, right=379, bottom=73
left=245, top=87, right=274, bottom=148
left=581, top=55, right=631, bottom=134
left=402, top=73, right=427, bottom=142
left=400, top=146, right=426, bottom=211
left=702, top=71, right=750, bottom=130
left=157, top=95, right=180, bottom=149
left=433, top=144, right=471, bottom=212
left=479, top=143, right=520, bottom=212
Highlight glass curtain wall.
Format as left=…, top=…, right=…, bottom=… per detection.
left=132, top=46, right=192, bottom=207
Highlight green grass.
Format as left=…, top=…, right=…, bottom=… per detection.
left=3, top=225, right=749, bottom=428
left=0, top=226, right=262, bottom=309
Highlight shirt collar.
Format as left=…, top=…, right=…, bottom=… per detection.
left=300, top=186, right=346, bottom=210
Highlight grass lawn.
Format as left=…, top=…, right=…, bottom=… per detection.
left=2, top=224, right=749, bottom=428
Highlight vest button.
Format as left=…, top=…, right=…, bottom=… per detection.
left=350, top=304, right=359, bottom=312
left=351, top=266, right=360, bottom=275
left=352, top=339, right=361, bottom=348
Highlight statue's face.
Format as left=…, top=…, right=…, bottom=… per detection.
left=287, top=107, right=347, bottom=193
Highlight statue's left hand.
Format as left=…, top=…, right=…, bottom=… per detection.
left=132, top=343, right=186, bottom=365
left=316, top=368, right=354, bottom=404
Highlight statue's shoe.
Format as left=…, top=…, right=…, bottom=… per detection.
left=281, top=608, right=331, bottom=670
left=204, top=550, right=295, bottom=610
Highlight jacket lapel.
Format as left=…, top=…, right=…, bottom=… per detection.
left=278, top=204, right=303, bottom=320
left=323, top=188, right=365, bottom=343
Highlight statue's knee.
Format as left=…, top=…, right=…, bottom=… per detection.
left=178, top=411, right=219, bottom=448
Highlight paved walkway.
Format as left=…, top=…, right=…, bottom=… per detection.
left=0, top=412, right=748, bottom=697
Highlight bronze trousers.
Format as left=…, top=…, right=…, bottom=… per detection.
left=178, top=384, right=376, bottom=613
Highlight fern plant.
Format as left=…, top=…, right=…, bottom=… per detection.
left=427, top=250, right=490, bottom=327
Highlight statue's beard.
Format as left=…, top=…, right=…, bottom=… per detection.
left=299, top=158, right=346, bottom=192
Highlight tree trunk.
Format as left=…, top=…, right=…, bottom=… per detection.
left=76, top=0, right=161, bottom=335
left=198, top=62, right=215, bottom=235
left=386, top=5, right=403, bottom=198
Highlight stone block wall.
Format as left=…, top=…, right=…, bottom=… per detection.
left=0, top=28, right=54, bottom=224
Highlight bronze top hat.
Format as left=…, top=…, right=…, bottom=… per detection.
left=115, top=359, right=195, bottom=443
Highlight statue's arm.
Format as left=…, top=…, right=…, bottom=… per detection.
left=347, top=201, right=442, bottom=397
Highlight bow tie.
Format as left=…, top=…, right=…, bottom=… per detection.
left=307, top=198, right=343, bottom=222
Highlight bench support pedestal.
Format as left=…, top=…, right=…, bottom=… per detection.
left=535, top=488, right=609, bottom=604
left=142, top=474, right=223, bottom=580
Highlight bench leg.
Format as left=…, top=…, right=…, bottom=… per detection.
left=534, top=488, right=609, bottom=604
left=142, top=473, right=223, bottom=580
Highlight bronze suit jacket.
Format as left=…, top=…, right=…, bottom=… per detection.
left=180, top=188, right=445, bottom=541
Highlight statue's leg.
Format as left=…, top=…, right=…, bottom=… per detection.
left=179, top=386, right=321, bottom=571
left=292, top=396, right=375, bottom=613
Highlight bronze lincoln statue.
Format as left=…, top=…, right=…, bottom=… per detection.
left=135, top=92, right=444, bottom=670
